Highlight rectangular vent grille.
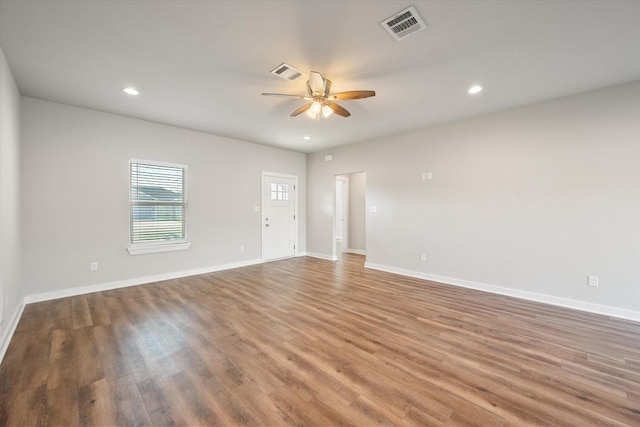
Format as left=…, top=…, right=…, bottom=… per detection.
left=381, top=5, right=426, bottom=41
left=270, top=63, right=303, bottom=81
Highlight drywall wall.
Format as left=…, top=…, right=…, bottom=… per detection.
left=0, top=47, right=23, bottom=351
left=307, top=81, right=640, bottom=317
left=348, top=172, right=366, bottom=253
left=21, top=97, right=306, bottom=297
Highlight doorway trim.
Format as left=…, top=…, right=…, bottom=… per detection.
left=334, top=175, right=349, bottom=260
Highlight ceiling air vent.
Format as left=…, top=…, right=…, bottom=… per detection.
left=381, top=5, right=427, bottom=41
left=270, top=63, right=303, bottom=81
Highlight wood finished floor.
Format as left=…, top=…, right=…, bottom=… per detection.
left=1, top=254, right=639, bottom=426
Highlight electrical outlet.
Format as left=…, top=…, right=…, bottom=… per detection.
left=420, top=253, right=427, bottom=262
left=588, top=275, right=599, bottom=287
left=90, top=262, right=98, bottom=272
left=240, top=245, right=245, bottom=252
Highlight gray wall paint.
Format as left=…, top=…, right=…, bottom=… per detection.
left=21, top=97, right=306, bottom=295
left=0, top=47, right=22, bottom=341
left=348, top=172, right=366, bottom=252
left=307, top=81, right=640, bottom=313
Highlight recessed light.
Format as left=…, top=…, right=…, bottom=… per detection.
left=303, top=135, right=312, bottom=140
left=467, top=85, right=483, bottom=95
left=122, top=87, right=140, bottom=96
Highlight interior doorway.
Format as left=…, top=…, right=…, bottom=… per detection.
left=334, top=172, right=366, bottom=260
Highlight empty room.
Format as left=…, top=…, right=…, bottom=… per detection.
left=1, top=1, right=639, bottom=425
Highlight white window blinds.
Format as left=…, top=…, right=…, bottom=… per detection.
left=130, top=161, right=186, bottom=245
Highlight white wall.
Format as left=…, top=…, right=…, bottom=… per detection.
left=21, top=97, right=306, bottom=297
left=307, top=81, right=640, bottom=318
left=0, top=47, right=23, bottom=351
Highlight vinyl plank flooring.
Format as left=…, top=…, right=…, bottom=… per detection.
left=0, top=254, right=639, bottom=426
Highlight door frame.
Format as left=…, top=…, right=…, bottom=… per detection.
left=335, top=176, right=349, bottom=257
left=261, top=171, right=299, bottom=260
left=333, top=171, right=366, bottom=260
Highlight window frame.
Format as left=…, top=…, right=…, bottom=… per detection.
left=127, top=159, right=190, bottom=255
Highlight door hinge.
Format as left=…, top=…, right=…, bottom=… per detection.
left=293, top=214, right=296, bottom=220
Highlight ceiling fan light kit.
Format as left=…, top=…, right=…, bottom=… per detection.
left=262, top=70, right=375, bottom=119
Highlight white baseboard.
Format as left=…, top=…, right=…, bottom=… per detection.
left=306, top=252, right=338, bottom=261
left=24, top=258, right=263, bottom=304
left=346, top=248, right=366, bottom=255
left=365, top=262, right=640, bottom=323
left=0, top=300, right=26, bottom=364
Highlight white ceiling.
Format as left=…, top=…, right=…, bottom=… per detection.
left=1, top=1, right=639, bottom=153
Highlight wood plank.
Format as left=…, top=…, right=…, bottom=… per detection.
left=71, top=297, right=93, bottom=329
left=47, top=328, right=76, bottom=390
left=77, top=378, right=116, bottom=426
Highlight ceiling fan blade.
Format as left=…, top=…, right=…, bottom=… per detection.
left=290, top=102, right=313, bottom=117
left=308, top=71, right=325, bottom=96
left=325, top=101, right=351, bottom=117
left=329, top=90, right=376, bottom=101
left=262, top=92, right=309, bottom=100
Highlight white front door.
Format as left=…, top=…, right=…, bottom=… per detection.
left=262, top=173, right=296, bottom=261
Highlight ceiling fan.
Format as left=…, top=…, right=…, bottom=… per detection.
left=262, top=71, right=375, bottom=119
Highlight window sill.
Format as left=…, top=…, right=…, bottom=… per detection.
left=127, top=241, right=190, bottom=255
